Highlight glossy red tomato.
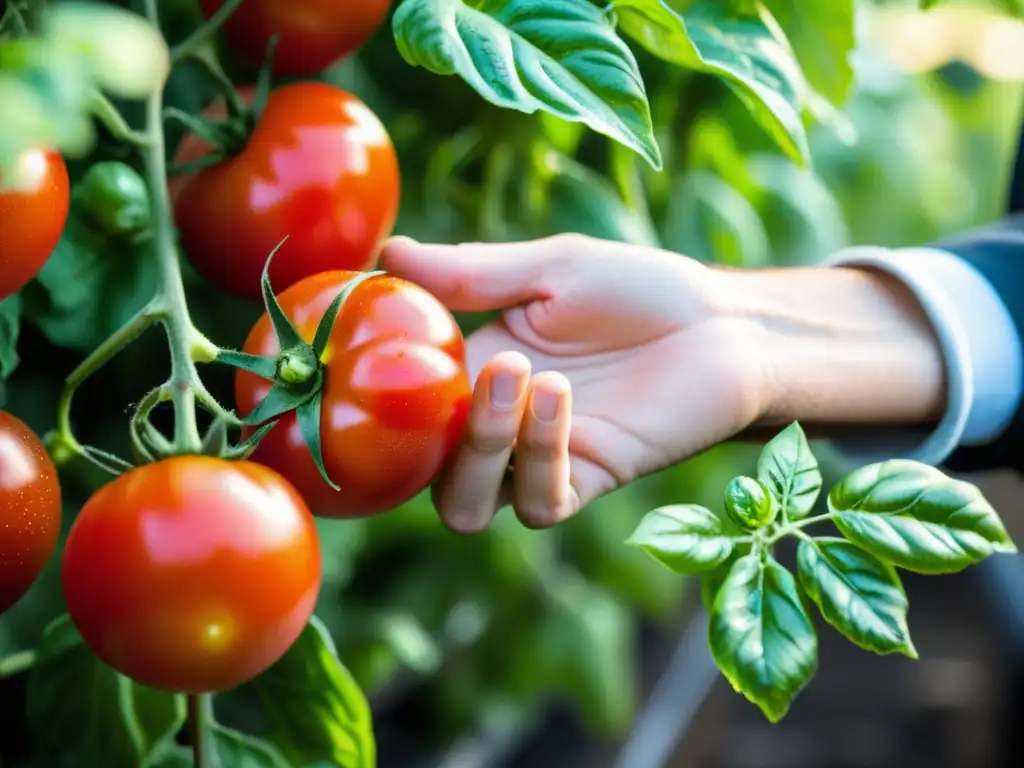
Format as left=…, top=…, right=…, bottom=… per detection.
left=172, top=82, right=400, bottom=303
left=235, top=271, right=471, bottom=518
left=200, top=0, right=391, bottom=77
left=61, top=456, right=321, bottom=694
left=0, top=150, right=69, bottom=301
left=0, top=412, right=61, bottom=614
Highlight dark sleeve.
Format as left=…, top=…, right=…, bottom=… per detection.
left=941, top=126, right=1024, bottom=474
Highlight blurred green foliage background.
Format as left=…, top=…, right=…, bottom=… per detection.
left=1, top=0, right=1021, bottom=762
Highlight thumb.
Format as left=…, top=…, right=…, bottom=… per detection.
left=379, top=236, right=564, bottom=312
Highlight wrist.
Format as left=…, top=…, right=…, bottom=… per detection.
left=713, top=264, right=947, bottom=429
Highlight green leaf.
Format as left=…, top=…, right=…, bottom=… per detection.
left=797, top=537, right=916, bottom=658
left=22, top=209, right=158, bottom=353
left=700, top=542, right=752, bottom=611
left=26, top=615, right=186, bottom=768
left=252, top=616, right=376, bottom=768
left=614, top=0, right=810, bottom=164
left=756, top=421, right=822, bottom=522
left=763, top=0, right=855, bottom=107
left=392, top=0, right=661, bottom=169
left=145, top=725, right=290, bottom=768
left=723, top=475, right=777, bottom=531
left=627, top=504, right=735, bottom=574
left=0, top=293, right=21, bottom=379
left=708, top=553, right=817, bottom=723
left=830, top=460, right=1017, bottom=574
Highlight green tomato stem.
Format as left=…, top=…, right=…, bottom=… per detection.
left=142, top=0, right=210, bottom=455
left=89, top=90, right=150, bottom=148
left=187, top=693, right=214, bottom=768
left=170, top=0, right=246, bottom=65
left=55, top=301, right=163, bottom=462
left=768, top=511, right=840, bottom=544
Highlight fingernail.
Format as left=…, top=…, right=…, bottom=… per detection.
left=490, top=374, right=518, bottom=409
left=533, top=390, right=560, bottom=423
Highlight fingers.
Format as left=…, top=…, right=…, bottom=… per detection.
left=511, top=372, right=579, bottom=529
left=433, top=351, right=532, bottom=533
left=380, top=235, right=571, bottom=312
left=434, top=357, right=579, bottom=533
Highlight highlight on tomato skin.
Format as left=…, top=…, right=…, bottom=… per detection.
left=199, top=0, right=392, bottom=78
left=0, top=412, right=62, bottom=615
left=60, top=456, right=322, bottom=694
left=0, top=149, right=70, bottom=302
left=235, top=270, right=472, bottom=519
left=171, top=82, right=401, bottom=303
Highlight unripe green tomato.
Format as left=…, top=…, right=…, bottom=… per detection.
left=78, top=161, right=150, bottom=236
left=724, top=476, right=777, bottom=531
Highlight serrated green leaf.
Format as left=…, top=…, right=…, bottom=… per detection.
left=614, top=0, right=809, bottom=164
left=708, top=553, right=817, bottom=723
left=627, top=504, right=735, bottom=574
left=797, top=537, right=916, bottom=658
left=392, top=0, right=661, bottom=168
left=830, top=460, right=1017, bottom=574
left=252, top=616, right=376, bottom=768
left=756, top=421, right=822, bottom=522
left=145, top=725, right=291, bottom=768
left=763, top=0, right=855, bottom=107
left=0, top=293, right=21, bottom=379
left=26, top=615, right=186, bottom=768
left=22, top=210, right=158, bottom=353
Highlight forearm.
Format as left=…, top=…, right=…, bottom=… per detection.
left=720, top=264, right=947, bottom=429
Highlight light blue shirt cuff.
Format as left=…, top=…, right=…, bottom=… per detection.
left=821, top=245, right=1023, bottom=466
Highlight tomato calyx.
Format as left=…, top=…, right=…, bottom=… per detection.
left=166, top=36, right=279, bottom=176
left=216, top=238, right=385, bottom=489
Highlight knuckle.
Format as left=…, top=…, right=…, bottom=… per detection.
left=518, top=430, right=561, bottom=459
left=464, top=418, right=516, bottom=455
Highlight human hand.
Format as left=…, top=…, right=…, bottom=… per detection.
left=380, top=234, right=774, bottom=533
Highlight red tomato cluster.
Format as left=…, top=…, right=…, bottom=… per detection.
left=4, top=0, right=471, bottom=697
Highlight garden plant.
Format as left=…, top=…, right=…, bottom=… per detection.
left=0, top=0, right=1021, bottom=765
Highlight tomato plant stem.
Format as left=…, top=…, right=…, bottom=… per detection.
left=52, top=302, right=162, bottom=467
left=141, top=0, right=221, bottom=456
left=89, top=90, right=150, bottom=148
left=187, top=693, right=214, bottom=768
left=0, top=649, right=36, bottom=678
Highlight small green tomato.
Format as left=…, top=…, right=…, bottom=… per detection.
left=724, top=476, right=777, bottom=531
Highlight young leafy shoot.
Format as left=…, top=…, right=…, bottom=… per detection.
left=627, top=420, right=1018, bottom=723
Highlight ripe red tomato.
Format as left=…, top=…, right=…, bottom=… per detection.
left=61, top=456, right=321, bottom=694
left=172, top=82, right=400, bottom=302
left=0, top=412, right=61, bottom=614
left=200, top=0, right=391, bottom=77
left=235, top=271, right=471, bottom=518
left=0, top=150, right=70, bottom=301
